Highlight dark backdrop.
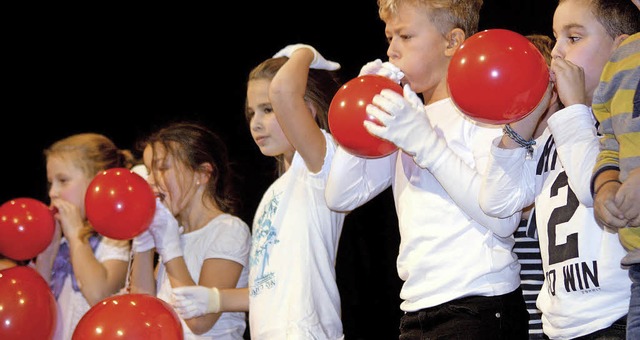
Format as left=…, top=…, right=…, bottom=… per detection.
left=2, top=1, right=554, bottom=338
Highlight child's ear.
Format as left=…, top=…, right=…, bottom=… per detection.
left=445, top=28, right=466, bottom=57
left=613, top=34, right=630, bottom=49
left=197, top=162, right=214, bottom=185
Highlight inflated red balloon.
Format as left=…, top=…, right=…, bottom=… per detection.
left=448, top=29, right=549, bottom=124
left=0, top=266, right=57, bottom=339
left=329, top=74, right=401, bottom=158
left=0, top=197, right=55, bottom=260
left=72, top=293, right=183, bottom=340
left=85, top=168, right=155, bottom=240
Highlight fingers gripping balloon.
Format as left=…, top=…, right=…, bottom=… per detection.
left=328, top=75, right=401, bottom=158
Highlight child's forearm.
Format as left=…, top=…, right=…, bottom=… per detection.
left=219, top=287, right=250, bottom=312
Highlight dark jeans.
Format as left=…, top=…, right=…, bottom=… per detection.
left=399, top=287, right=529, bottom=340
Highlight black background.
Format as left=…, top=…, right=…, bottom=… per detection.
left=2, top=1, right=555, bottom=338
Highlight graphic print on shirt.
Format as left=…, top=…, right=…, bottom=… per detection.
left=250, top=191, right=281, bottom=297
left=536, top=135, right=599, bottom=297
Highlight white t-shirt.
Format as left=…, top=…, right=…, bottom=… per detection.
left=56, top=236, right=130, bottom=340
left=325, top=98, right=522, bottom=312
left=248, top=130, right=347, bottom=340
left=156, top=213, right=251, bottom=340
left=480, top=104, right=630, bottom=338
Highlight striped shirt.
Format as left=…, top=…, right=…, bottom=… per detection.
left=515, top=215, right=544, bottom=339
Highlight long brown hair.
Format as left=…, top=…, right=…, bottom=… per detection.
left=143, top=122, right=240, bottom=215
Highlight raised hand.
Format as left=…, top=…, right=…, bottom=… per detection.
left=272, top=43, right=340, bottom=71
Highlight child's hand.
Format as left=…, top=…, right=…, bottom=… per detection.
left=364, top=84, right=444, bottom=169
left=506, top=81, right=555, bottom=142
left=131, top=229, right=154, bottom=253
left=364, top=83, right=428, bottom=153
left=172, top=286, right=220, bottom=319
left=358, top=59, right=404, bottom=84
left=594, top=181, right=627, bottom=230
left=550, top=57, right=587, bottom=106
left=527, top=82, right=555, bottom=122
left=148, top=199, right=182, bottom=263
left=615, top=168, right=640, bottom=226
left=272, top=43, right=341, bottom=71
left=51, top=198, right=84, bottom=241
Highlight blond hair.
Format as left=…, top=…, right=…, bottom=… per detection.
left=45, top=133, right=135, bottom=240
left=377, top=0, right=484, bottom=37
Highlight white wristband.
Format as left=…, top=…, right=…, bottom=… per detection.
left=207, top=287, right=221, bottom=314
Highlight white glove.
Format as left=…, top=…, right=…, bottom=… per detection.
left=131, top=229, right=154, bottom=252
left=130, top=164, right=149, bottom=181
left=364, top=84, right=446, bottom=169
left=148, top=199, right=183, bottom=263
left=172, top=286, right=220, bottom=319
left=358, top=59, right=405, bottom=84
left=272, top=43, right=341, bottom=71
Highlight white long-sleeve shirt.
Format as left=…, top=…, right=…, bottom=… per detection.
left=480, top=104, right=630, bottom=339
left=326, top=98, right=522, bottom=312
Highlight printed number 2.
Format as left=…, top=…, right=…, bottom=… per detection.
left=547, top=171, right=580, bottom=265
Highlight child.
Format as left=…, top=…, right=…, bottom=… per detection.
left=172, top=44, right=348, bottom=339
left=590, top=0, right=639, bottom=337
left=325, top=1, right=529, bottom=338
left=34, top=133, right=132, bottom=339
left=515, top=34, right=558, bottom=340
left=129, top=121, right=251, bottom=339
left=479, top=0, right=639, bottom=338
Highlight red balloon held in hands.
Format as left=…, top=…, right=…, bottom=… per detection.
left=72, top=293, right=183, bottom=340
left=0, top=266, right=58, bottom=339
left=85, top=168, right=156, bottom=240
left=447, top=29, right=550, bottom=124
left=328, top=74, right=401, bottom=158
left=0, top=197, right=55, bottom=260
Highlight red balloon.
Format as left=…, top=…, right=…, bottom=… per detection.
left=329, top=74, right=401, bottom=158
left=447, top=29, right=549, bottom=124
left=0, top=266, right=57, bottom=339
left=85, top=168, right=156, bottom=240
left=72, top=293, right=183, bottom=340
left=0, top=197, right=55, bottom=260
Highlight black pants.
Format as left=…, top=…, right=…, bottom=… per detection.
left=399, top=287, right=529, bottom=340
